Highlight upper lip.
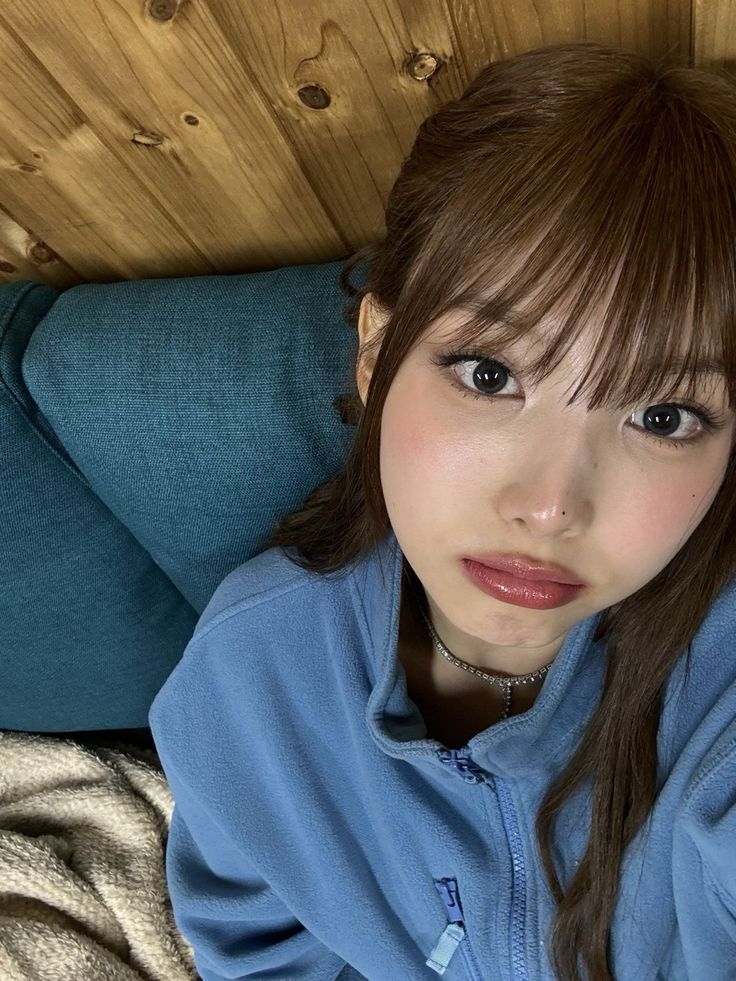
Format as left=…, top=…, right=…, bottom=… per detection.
left=466, top=553, right=586, bottom=586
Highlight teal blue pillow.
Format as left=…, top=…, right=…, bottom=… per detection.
left=0, top=281, right=198, bottom=731
left=22, top=260, right=360, bottom=609
left=4, top=259, right=361, bottom=731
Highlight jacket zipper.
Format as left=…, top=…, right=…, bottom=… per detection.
left=426, top=877, right=485, bottom=980
left=433, top=748, right=531, bottom=981
left=493, top=771, right=531, bottom=979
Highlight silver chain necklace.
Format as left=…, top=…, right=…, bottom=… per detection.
left=408, top=578, right=554, bottom=720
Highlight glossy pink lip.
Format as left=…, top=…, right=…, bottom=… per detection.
left=462, top=561, right=584, bottom=610
left=464, top=553, right=585, bottom=586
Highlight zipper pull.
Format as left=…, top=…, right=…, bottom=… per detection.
left=437, top=748, right=491, bottom=785
left=426, top=922, right=465, bottom=975
left=426, top=879, right=466, bottom=976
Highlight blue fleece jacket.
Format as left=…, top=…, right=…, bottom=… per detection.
left=148, top=529, right=736, bottom=981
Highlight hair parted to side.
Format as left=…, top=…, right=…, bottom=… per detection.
left=266, top=40, right=736, bottom=980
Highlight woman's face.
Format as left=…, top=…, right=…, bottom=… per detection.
left=356, top=292, right=735, bottom=676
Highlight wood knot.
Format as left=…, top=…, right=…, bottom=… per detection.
left=29, top=241, right=57, bottom=264
left=298, top=84, right=331, bottom=110
left=406, top=52, right=441, bottom=81
left=147, top=0, right=178, bottom=22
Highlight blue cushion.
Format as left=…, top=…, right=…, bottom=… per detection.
left=0, top=281, right=199, bottom=731
left=3, top=259, right=361, bottom=731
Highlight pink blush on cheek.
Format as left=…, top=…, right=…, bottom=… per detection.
left=623, top=475, right=723, bottom=575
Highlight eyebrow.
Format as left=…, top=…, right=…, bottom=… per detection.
left=661, top=355, right=727, bottom=379
left=448, top=312, right=728, bottom=379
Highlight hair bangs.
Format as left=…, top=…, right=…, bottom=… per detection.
left=439, top=261, right=732, bottom=415
left=406, top=141, right=736, bottom=417
left=394, top=58, right=736, bottom=421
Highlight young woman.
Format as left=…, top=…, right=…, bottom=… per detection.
left=149, top=40, right=736, bottom=981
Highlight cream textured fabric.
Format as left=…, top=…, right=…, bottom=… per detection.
left=0, top=731, right=197, bottom=981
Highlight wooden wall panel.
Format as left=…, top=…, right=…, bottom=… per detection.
left=0, top=0, right=710, bottom=292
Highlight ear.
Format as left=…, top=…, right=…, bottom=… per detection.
left=356, top=292, right=390, bottom=407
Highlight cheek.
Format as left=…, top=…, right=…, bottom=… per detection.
left=379, top=385, right=468, bottom=498
left=379, top=409, right=427, bottom=508
left=378, top=384, right=449, bottom=517
left=615, top=462, right=725, bottom=580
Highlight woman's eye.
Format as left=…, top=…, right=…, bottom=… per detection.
left=430, top=351, right=726, bottom=449
left=628, top=405, right=703, bottom=445
left=450, top=356, right=521, bottom=399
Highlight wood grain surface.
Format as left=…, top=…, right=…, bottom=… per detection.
left=0, top=1, right=717, bottom=290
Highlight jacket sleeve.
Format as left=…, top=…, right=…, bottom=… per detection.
left=162, top=755, right=353, bottom=981
left=673, top=736, right=736, bottom=978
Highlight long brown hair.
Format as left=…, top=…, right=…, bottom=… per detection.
left=266, top=41, right=736, bottom=980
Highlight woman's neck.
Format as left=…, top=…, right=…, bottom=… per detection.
left=397, top=570, right=545, bottom=730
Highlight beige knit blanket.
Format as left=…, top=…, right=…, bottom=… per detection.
left=0, top=731, right=198, bottom=981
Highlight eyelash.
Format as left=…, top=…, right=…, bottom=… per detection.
left=431, top=349, right=728, bottom=450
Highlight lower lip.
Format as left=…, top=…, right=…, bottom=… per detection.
left=462, top=559, right=585, bottom=609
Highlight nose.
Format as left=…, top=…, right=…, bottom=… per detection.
left=496, top=418, right=596, bottom=538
